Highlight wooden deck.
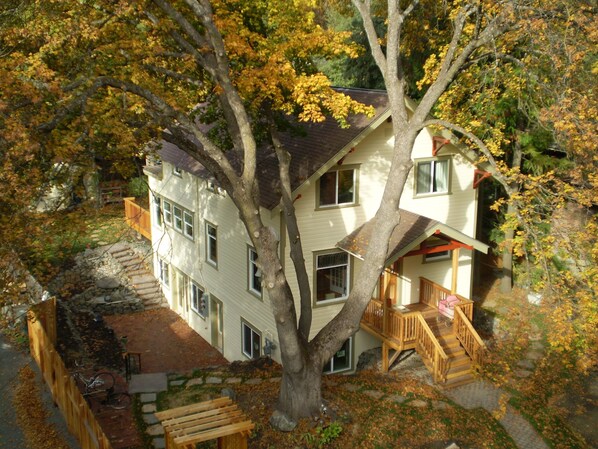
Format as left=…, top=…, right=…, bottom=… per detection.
left=360, top=277, right=485, bottom=386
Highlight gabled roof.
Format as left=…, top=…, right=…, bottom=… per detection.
left=336, top=209, right=489, bottom=264
left=155, top=88, right=391, bottom=209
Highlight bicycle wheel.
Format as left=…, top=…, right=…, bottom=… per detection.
left=89, top=372, right=115, bottom=392
left=106, top=392, right=131, bottom=410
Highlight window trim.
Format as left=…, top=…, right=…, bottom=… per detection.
left=153, top=195, right=162, bottom=228
left=159, top=259, right=170, bottom=289
left=313, top=249, right=351, bottom=306
left=414, top=157, right=451, bottom=197
left=163, top=200, right=173, bottom=225
left=190, top=281, right=208, bottom=318
left=247, top=246, right=262, bottom=298
left=323, top=337, right=353, bottom=374
left=173, top=205, right=183, bottom=232
left=316, top=165, right=359, bottom=209
left=183, top=210, right=194, bottom=240
left=206, top=222, right=218, bottom=267
left=241, top=319, right=261, bottom=360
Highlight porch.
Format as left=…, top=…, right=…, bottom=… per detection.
left=360, top=277, right=485, bottom=386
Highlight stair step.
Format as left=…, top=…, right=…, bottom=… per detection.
left=446, top=366, right=472, bottom=379
left=443, top=374, right=475, bottom=389
left=449, top=354, right=471, bottom=367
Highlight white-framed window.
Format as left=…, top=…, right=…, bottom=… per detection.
left=173, top=166, right=182, bottom=177
left=324, top=338, right=352, bottom=374
left=159, top=259, right=170, bottom=288
left=206, top=223, right=218, bottom=267
left=318, top=168, right=356, bottom=207
left=190, top=281, right=207, bottom=318
left=315, top=250, right=349, bottom=303
left=241, top=321, right=261, bottom=359
left=173, top=205, right=183, bottom=232
left=183, top=211, right=194, bottom=239
left=153, top=195, right=162, bottom=227
left=415, top=158, right=450, bottom=195
left=163, top=200, right=173, bottom=225
left=248, top=247, right=262, bottom=297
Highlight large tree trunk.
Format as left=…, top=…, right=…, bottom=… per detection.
left=277, top=362, right=323, bottom=420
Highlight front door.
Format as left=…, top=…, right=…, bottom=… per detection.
left=210, top=296, right=223, bottom=353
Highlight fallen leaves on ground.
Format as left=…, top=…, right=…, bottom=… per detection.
left=12, top=365, right=71, bottom=449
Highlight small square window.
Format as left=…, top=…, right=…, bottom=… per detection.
left=206, top=223, right=218, bottom=266
left=242, top=321, right=261, bottom=359
left=173, top=166, right=182, bottom=177
left=416, top=159, right=449, bottom=195
left=318, top=168, right=356, bottom=207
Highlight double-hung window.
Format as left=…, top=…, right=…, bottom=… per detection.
left=173, top=205, right=183, bottom=232
left=323, top=338, right=352, bottom=373
left=153, top=195, right=162, bottom=227
left=248, top=248, right=262, bottom=296
left=315, top=251, right=349, bottom=303
left=190, top=281, right=207, bottom=318
left=183, top=211, right=194, bottom=239
left=416, top=158, right=450, bottom=195
left=159, top=260, right=170, bottom=288
left=206, top=223, right=218, bottom=267
left=318, top=168, right=356, bottom=207
left=242, top=321, right=261, bottom=359
left=163, top=200, right=173, bottom=225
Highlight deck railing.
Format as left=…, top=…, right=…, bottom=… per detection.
left=453, top=306, right=485, bottom=367
left=415, top=314, right=449, bottom=382
left=124, top=197, right=151, bottom=240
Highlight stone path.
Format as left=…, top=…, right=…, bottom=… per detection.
left=445, top=381, right=549, bottom=449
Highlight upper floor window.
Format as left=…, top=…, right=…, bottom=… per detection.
left=318, top=168, right=356, bottom=207
left=153, top=195, right=162, bottom=227
left=415, top=158, right=450, bottom=195
left=173, top=205, right=183, bottom=232
left=242, top=321, right=261, bottom=359
left=206, top=223, right=218, bottom=267
left=248, top=248, right=262, bottom=297
left=190, top=281, right=207, bottom=318
left=173, top=166, right=182, bottom=177
left=315, top=250, right=350, bottom=303
left=163, top=200, right=173, bottom=225
left=183, top=211, right=194, bottom=239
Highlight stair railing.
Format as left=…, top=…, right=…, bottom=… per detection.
left=453, top=306, right=485, bottom=368
left=415, top=313, right=449, bottom=383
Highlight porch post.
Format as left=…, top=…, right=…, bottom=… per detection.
left=451, top=247, right=460, bottom=294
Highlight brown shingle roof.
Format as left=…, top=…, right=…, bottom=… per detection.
left=336, top=209, right=489, bottom=261
left=156, top=88, right=390, bottom=209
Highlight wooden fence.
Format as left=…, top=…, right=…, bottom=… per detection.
left=28, top=299, right=113, bottom=449
left=123, top=197, right=151, bottom=240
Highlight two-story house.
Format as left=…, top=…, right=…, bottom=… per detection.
left=144, top=88, right=489, bottom=386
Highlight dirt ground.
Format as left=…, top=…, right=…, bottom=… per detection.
left=104, top=308, right=228, bottom=374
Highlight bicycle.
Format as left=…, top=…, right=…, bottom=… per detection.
left=73, top=369, right=131, bottom=410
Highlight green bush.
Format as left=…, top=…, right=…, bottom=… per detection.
left=127, top=177, right=148, bottom=198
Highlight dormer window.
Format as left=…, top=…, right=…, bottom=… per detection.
left=318, top=167, right=357, bottom=208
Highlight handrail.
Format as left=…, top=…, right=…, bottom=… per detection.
left=453, top=306, right=485, bottom=367
left=415, top=313, right=449, bottom=382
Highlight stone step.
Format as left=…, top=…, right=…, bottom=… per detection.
left=127, top=268, right=150, bottom=277
left=136, top=284, right=161, bottom=294
left=139, top=292, right=164, bottom=303
left=131, top=274, right=158, bottom=285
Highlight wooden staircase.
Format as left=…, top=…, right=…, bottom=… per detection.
left=424, top=316, right=475, bottom=388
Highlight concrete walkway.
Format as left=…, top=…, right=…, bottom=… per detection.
left=445, top=381, right=549, bottom=449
